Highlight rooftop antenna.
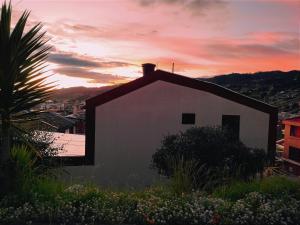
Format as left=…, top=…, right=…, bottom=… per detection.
left=172, top=62, right=174, bottom=73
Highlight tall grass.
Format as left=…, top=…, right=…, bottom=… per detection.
left=212, top=176, right=300, bottom=201
left=167, top=156, right=232, bottom=194
left=168, top=157, right=196, bottom=194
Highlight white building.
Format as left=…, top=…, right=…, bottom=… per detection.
left=65, top=64, right=277, bottom=187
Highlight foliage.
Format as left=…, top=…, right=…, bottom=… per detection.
left=0, top=131, right=64, bottom=194
left=0, top=145, right=64, bottom=198
left=212, top=176, right=300, bottom=201
left=152, top=127, right=267, bottom=190
left=0, top=1, right=53, bottom=162
left=227, top=192, right=300, bottom=225
left=0, top=176, right=300, bottom=225
left=25, top=130, right=63, bottom=157
left=5, top=145, right=38, bottom=194
left=0, top=145, right=42, bottom=196
left=12, top=129, right=64, bottom=158
left=0, top=145, right=36, bottom=195
left=0, top=2, right=56, bottom=195
left=20, top=130, right=65, bottom=171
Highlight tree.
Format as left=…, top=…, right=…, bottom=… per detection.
left=0, top=2, right=53, bottom=163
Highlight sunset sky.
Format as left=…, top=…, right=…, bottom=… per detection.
left=10, top=0, right=300, bottom=88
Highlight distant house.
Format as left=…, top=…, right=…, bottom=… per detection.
left=66, top=112, right=85, bottom=134
left=282, top=116, right=300, bottom=175
left=32, top=112, right=76, bottom=133
left=66, top=63, right=277, bottom=186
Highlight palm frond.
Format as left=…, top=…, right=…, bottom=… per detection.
left=0, top=2, right=54, bottom=119
left=0, top=2, right=55, bottom=161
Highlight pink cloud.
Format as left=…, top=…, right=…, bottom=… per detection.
left=9, top=0, right=300, bottom=87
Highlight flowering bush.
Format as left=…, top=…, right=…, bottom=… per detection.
left=136, top=192, right=227, bottom=225
left=228, top=192, right=300, bottom=225
left=1, top=186, right=300, bottom=225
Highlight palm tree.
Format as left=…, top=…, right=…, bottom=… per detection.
left=0, top=2, right=53, bottom=163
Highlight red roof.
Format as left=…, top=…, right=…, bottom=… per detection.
left=283, top=116, right=300, bottom=125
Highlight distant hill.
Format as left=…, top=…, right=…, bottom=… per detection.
left=53, top=85, right=118, bottom=101
left=53, top=70, right=300, bottom=114
left=202, top=70, right=300, bottom=114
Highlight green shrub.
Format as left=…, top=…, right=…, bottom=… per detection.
left=0, top=131, right=65, bottom=195
left=152, top=126, right=267, bottom=190
left=0, top=145, right=65, bottom=200
left=14, top=130, right=65, bottom=171
left=0, top=145, right=37, bottom=195
left=213, top=176, right=300, bottom=201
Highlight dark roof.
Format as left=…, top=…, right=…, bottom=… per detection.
left=284, top=115, right=300, bottom=120
left=39, top=112, right=75, bottom=131
left=86, top=70, right=277, bottom=114
left=66, top=112, right=85, bottom=120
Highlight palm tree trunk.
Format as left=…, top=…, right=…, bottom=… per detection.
left=0, top=115, right=11, bottom=163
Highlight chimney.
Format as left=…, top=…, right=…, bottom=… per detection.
left=142, top=63, right=156, bottom=76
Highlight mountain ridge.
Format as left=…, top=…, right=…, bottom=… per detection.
left=53, top=70, right=300, bottom=114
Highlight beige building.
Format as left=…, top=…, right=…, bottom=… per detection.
left=65, top=64, right=277, bottom=187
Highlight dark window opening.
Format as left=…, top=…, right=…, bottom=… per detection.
left=182, top=113, right=195, bottom=124
left=289, top=147, right=300, bottom=163
left=222, top=115, right=240, bottom=141
left=290, top=125, right=300, bottom=138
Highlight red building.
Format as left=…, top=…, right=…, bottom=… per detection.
left=282, top=116, right=300, bottom=175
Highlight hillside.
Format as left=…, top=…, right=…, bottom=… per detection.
left=53, top=85, right=118, bottom=101
left=203, top=70, right=300, bottom=114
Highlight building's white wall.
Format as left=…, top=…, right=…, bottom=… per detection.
left=67, top=80, right=270, bottom=187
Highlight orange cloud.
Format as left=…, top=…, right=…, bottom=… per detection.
left=11, top=0, right=299, bottom=87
